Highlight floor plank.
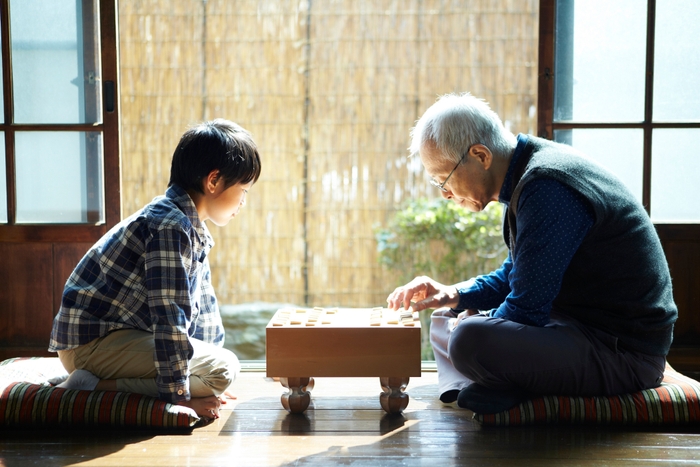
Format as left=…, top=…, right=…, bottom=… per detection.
left=1, top=371, right=699, bottom=467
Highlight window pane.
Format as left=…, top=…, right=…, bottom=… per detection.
left=0, top=32, right=3, bottom=124
left=554, top=129, right=644, bottom=204
left=651, top=129, right=700, bottom=222
left=10, top=0, right=101, bottom=124
left=653, top=0, right=700, bottom=121
left=15, top=132, right=104, bottom=224
left=0, top=133, right=6, bottom=223
left=554, top=0, right=646, bottom=122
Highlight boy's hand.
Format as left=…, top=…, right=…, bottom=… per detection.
left=180, top=395, right=222, bottom=419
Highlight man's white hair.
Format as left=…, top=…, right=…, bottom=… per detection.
left=409, top=93, right=517, bottom=163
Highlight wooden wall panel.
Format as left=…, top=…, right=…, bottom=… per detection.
left=662, top=240, right=700, bottom=345
left=0, top=244, right=54, bottom=350
left=658, top=226, right=700, bottom=371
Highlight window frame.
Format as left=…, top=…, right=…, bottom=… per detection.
left=537, top=0, right=700, bottom=236
left=0, top=0, right=121, bottom=242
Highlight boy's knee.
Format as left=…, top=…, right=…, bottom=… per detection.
left=198, top=347, right=240, bottom=395
left=215, top=348, right=240, bottom=389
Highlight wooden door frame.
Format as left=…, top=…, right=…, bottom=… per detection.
left=0, top=0, right=121, bottom=360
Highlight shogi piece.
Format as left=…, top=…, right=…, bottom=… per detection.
left=266, top=307, right=421, bottom=414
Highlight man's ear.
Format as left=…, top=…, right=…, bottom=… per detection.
left=204, top=170, right=221, bottom=194
left=470, top=144, right=493, bottom=170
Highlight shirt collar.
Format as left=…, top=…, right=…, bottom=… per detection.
left=165, top=184, right=214, bottom=250
left=498, top=133, right=529, bottom=205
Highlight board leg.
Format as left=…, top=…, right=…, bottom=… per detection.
left=379, top=376, right=410, bottom=414
left=279, top=377, right=314, bottom=413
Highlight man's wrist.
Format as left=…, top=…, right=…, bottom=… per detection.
left=449, top=285, right=462, bottom=310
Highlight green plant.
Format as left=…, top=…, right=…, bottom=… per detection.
left=375, top=198, right=507, bottom=286
left=375, top=198, right=507, bottom=360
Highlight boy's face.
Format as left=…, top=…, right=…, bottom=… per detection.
left=205, top=180, right=253, bottom=227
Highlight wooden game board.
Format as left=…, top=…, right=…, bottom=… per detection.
left=265, top=307, right=422, bottom=414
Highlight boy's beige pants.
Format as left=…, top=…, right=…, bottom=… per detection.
left=57, top=329, right=239, bottom=398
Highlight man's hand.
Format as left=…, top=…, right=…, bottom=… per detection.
left=386, top=276, right=459, bottom=312
left=452, top=309, right=480, bottom=328
left=180, top=395, right=222, bottom=419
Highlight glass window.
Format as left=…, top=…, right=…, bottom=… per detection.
left=0, top=31, right=3, bottom=125
left=554, top=0, right=646, bottom=123
left=554, top=129, right=644, bottom=204
left=0, top=133, right=6, bottom=223
left=653, top=0, right=700, bottom=122
left=651, top=129, right=700, bottom=222
left=14, top=132, right=104, bottom=224
left=10, top=0, right=101, bottom=124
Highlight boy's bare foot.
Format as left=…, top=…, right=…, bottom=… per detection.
left=180, top=395, right=222, bottom=419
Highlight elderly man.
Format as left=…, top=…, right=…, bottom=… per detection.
left=386, top=93, right=677, bottom=414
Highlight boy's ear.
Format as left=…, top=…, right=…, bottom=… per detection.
left=204, top=170, right=221, bottom=194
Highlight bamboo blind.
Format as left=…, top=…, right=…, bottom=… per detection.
left=118, top=0, right=538, bottom=308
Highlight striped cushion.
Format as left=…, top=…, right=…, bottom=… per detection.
left=474, top=365, right=700, bottom=426
left=0, top=357, right=199, bottom=429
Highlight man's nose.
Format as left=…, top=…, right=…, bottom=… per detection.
left=440, top=189, right=452, bottom=200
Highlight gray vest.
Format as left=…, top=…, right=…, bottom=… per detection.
left=505, top=136, right=677, bottom=356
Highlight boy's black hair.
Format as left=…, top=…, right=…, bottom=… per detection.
left=169, top=119, right=261, bottom=193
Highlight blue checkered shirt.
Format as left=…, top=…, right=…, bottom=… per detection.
left=49, top=185, right=224, bottom=403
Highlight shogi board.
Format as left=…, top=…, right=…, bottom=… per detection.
left=266, top=307, right=422, bottom=378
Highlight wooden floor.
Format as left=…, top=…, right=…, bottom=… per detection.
left=1, top=371, right=700, bottom=466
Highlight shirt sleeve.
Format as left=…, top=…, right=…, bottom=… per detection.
left=191, top=256, right=225, bottom=346
left=491, top=178, right=594, bottom=326
left=454, top=253, right=513, bottom=311
left=145, top=225, right=196, bottom=403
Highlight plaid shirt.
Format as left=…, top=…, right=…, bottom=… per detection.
left=49, top=185, right=224, bottom=403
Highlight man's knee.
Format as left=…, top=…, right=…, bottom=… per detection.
left=447, top=316, right=494, bottom=380
left=449, top=316, right=493, bottom=352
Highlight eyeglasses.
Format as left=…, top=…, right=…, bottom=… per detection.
left=430, top=151, right=466, bottom=192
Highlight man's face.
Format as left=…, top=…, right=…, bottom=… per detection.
left=420, top=141, right=493, bottom=213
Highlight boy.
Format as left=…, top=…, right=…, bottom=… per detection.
left=49, top=119, right=261, bottom=419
